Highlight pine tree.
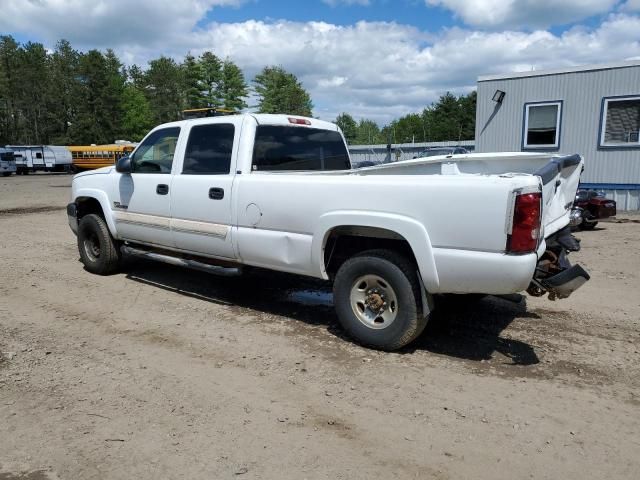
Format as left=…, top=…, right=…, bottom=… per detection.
left=199, top=51, right=222, bottom=107
left=219, top=59, right=247, bottom=111
left=69, top=50, right=112, bottom=144
left=181, top=53, right=205, bottom=109
left=335, top=113, right=357, bottom=142
left=253, top=66, right=313, bottom=116
left=144, top=56, right=182, bottom=124
left=0, top=36, right=21, bottom=144
left=120, top=84, right=153, bottom=141
left=46, top=39, right=79, bottom=144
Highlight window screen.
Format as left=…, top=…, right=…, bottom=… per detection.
left=525, top=103, right=560, bottom=147
left=252, top=126, right=350, bottom=171
left=183, top=123, right=235, bottom=174
left=131, top=127, right=180, bottom=174
left=602, top=98, right=640, bottom=146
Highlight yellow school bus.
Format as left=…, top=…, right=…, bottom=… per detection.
left=69, top=144, right=136, bottom=171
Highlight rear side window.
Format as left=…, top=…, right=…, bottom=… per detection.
left=252, top=126, right=350, bottom=171
left=183, top=123, right=235, bottom=174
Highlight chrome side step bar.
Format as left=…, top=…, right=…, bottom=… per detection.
left=121, top=245, right=242, bottom=277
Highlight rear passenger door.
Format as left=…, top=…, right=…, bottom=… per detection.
left=170, top=120, right=238, bottom=259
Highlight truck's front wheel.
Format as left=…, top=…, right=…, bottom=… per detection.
left=77, top=214, right=121, bottom=275
left=333, top=249, right=427, bottom=351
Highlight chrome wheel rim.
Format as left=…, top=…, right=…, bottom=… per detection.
left=83, top=232, right=101, bottom=262
left=350, top=274, right=398, bottom=329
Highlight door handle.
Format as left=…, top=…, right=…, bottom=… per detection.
left=156, top=184, right=169, bottom=195
left=209, top=187, right=224, bottom=200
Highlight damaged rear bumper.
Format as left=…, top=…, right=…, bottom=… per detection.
left=528, top=226, right=590, bottom=300
left=534, top=263, right=590, bottom=300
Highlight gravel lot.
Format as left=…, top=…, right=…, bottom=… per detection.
left=1, top=174, right=639, bottom=479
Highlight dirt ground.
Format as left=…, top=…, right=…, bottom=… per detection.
left=1, top=174, right=639, bottom=480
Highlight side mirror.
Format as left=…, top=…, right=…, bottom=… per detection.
left=116, top=156, right=132, bottom=173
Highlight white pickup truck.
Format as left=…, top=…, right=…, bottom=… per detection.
left=67, top=113, right=589, bottom=350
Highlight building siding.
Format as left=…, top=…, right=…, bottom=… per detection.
left=475, top=64, right=640, bottom=204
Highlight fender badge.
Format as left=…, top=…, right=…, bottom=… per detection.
left=113, top=202, right=128, bottom=210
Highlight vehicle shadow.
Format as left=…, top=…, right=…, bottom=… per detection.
left=123, top=259, right=540, bottom=365
left=406, top=295, right=540, bottom=365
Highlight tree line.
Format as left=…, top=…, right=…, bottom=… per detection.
left=335, top=91, right=476, bottom=145
left=0, top=36, right=312, bottom=145
left=0, top=35, right=474, bottom=146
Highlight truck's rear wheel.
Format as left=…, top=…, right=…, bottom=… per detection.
left=333, top=249, right=427, bottom=351
left=77, top=214, right=121, bottom=275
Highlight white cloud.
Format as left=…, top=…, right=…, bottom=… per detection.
left=622, top=0, right=640, bottom=11
left=1, top=1, right=639, bottom=124
left=0, top=0, right=244, bottom=47
left=427, top=0, right=618, bottom=29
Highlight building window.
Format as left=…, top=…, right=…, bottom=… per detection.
left=599, top=96, right=640, bottom=148
left=523, top=101, right=562, bottom=149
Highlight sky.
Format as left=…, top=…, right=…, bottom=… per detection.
left=1, top=0, right=640, bottom=124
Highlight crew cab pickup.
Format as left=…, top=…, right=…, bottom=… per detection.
left=67, top=113, right=589, bottom=350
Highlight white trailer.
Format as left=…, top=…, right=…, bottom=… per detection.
left=0, top=147, right=17, bottom=176
left=5, top=145, right=72, bottom=174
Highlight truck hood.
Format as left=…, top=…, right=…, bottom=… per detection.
left=73, top=166, right=114, bottom=179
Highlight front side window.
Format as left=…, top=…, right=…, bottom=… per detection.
left=600, top=96, right=640, bottom=147
left=523, top=102, right=561, bottom=149
left=252, top=126, right=350, bottom=171
left=183, top=123, right=235, bottom=174
left=131, top=127, right=180, bottom=173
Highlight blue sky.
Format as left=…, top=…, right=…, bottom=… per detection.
left=203, top=0, right=456, bottom=30
left=1, top=0, right=639, bottom=124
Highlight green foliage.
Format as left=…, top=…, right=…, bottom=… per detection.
left=346, top=91, right=477, bottom=145
left=144, top=56, right=182, bottom=125
left=354, top=119, right=384, bottom=145
left=0, top=34, right=477, bottom=147
left=120, top=84, right=153, bottom=141
left=335, top=113, right=357, bottom=142
left=0, top=36, right=250, bottom=145
left=199, top=51, right=223, bottom=108
left=181, top=53, right=205, bottom=109
left=253, top=66, right=313, bottom=116
left=220, top=59, right=248, bottom=111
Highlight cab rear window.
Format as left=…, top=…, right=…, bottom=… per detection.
left=252, top=126, right=350, bottom=171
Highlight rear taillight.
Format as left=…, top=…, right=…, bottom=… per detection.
left=507, top=192, right=541, bottom=254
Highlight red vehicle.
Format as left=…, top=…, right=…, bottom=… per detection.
left=570, top=189, right=617, bottom=230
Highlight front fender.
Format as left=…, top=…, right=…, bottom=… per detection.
left=311, top=210, right=440, bottom=292
left=73, top=188, right=119, bottom=238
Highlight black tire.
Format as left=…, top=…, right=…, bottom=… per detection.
left=77, top=213, right=121, bottom=275
left=333, top=249, right=427, bottom=351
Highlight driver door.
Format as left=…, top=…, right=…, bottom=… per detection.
left=114, top=126, right=181, bottom=247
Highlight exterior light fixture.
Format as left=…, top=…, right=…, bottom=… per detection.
left=492, top=89, right=506, bottom=103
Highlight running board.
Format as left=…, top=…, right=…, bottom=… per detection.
left=121, top=245, right=242, bottom=277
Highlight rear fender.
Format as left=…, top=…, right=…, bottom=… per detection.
left=312, top=211, right=440, bottom=292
